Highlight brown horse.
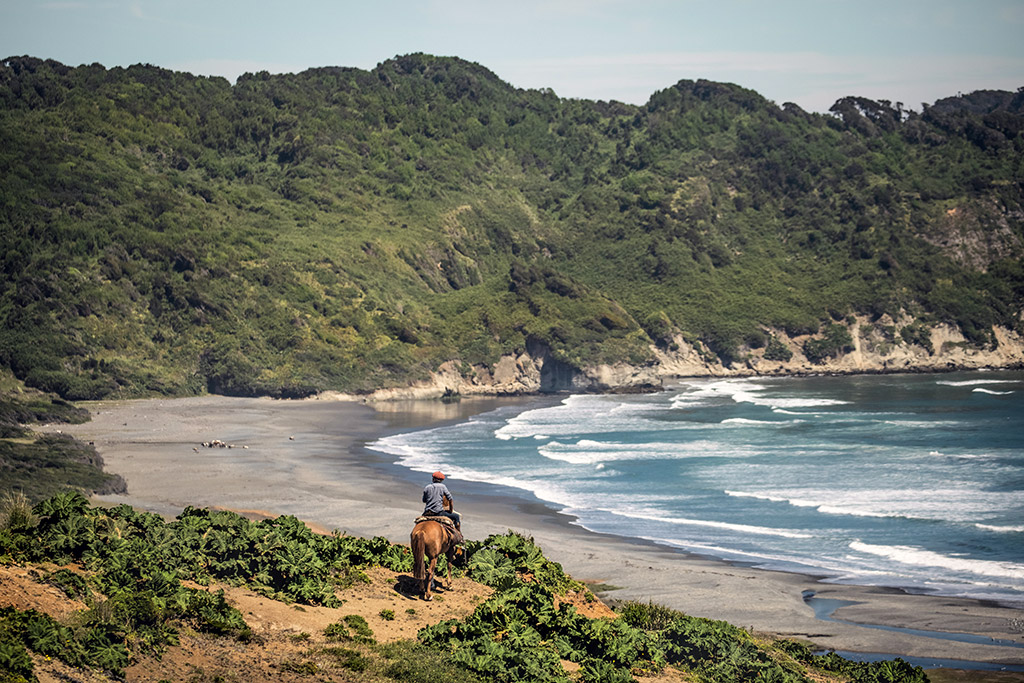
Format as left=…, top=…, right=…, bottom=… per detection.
left=410, top=520, right=462, bottom=600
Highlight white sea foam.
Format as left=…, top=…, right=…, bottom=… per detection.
left=670, top=379, right=849, bottom=411
left=724, top=488, right=1014, bottom=522
left=609, top=400, right=672, bottom=414
left=850, top=541, right=1024, bottom=580
left=637, top=537, right=812, bottom=567
left=606, top=508, right=811, bottom=538
left=721, top=417, right=791, bottom=425
left=726, top=490, right=790, bottom=504
left=539, top=439, right=752, bottom=465
left=367, top=434, right=442, bottom=461
left=881, top=419, right=963, bottom=428
left=772, top=408, right=819, bottom=416
left=369, top=428, right=584, bottom=507
left=375, top=375, right=1023, bottom=605
left=937, top=379, right=1018, bottom=387
left=668, top=394, right=717, bottom=409
left=976, top=523, right=1024, bottom=533
left=973, top=388, right=1014, bottom=395
left=416, top=463, right=581, bottom=509
left=494, top=394, right=677, bottom=440
left=736, top=393, right=847, bottom=409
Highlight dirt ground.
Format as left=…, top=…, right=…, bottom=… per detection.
left=0, top=562, right=642, bottom=683
left=1, top=562, right=495, bottom=682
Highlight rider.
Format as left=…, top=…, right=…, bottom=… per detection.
left=422, top=471, right=461, bottom=532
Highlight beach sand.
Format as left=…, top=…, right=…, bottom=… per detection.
left=53, top=395, right=1024, bottom=669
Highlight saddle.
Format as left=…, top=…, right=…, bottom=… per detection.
left=414, top=514, right=464, bottom=546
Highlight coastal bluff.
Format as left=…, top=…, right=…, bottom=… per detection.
left=326, top=318, right=1024, bottom=401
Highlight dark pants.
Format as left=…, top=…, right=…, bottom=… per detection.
left=426, top=509, right=461, bottom=530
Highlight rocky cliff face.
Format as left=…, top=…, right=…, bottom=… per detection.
left=654, top=318, right=1024, bottom=379
left=327, top=319, right=1015, bottom=403
left=336, top=319, right=1023, bottom=402
left=358, top=343, right=661, bottom=401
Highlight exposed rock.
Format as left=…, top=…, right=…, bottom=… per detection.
left=917, top=201, right=1024, bottom=272
left=357, top=342, right=660, bottom=401
left=316, top=322, right=1024, bottom=403
left=656, top=319, right=1024, bottom=379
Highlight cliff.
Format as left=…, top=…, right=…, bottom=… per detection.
left=335, top=319, right=1024, bottom=401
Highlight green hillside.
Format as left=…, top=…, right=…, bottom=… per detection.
left=1, top=494, right=927, bottom=683
left=1, top=54, right=1022, bottom=399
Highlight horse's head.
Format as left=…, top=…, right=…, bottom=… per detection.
left=451, top=545, right=466, bottom=567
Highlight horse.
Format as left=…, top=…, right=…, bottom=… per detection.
left=410, top=519, right=462, bottom=600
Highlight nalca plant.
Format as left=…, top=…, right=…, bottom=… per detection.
left=11, top=494, right=420, bottom=608
left=619, top=600, right=809, bottom=682
left=776, top=640, right=928, bottom=683
left=43, top=568, right=90, bottom=601
left=170, top=507, right=416, bottom=604
left=419, top=581, right=663, bottom=683
left=618, top=600, right=929, bottom=683
left=0, top=605, right=130, bottom=679
left=466, top=531, right=581, bottom=594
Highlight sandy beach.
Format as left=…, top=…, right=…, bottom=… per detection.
left=52, top=394, right=1024, bottom=669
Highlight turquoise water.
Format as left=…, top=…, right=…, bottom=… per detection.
left=368, top=371, right=1024, bottom=606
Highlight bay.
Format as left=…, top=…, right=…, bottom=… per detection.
left=368, top=371, right=1024, bottom=606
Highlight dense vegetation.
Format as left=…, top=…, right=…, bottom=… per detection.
left=0, top=374, right=125, bottom=501
left=1, top=54, right=1022, bottom=398
left=0, top=494, right=927, bottom=682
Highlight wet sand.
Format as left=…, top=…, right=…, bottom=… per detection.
left=54, top=395, right=1024, bottom=668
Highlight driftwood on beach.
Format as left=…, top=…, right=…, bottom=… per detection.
left=200, top=439, right=248, bottom=449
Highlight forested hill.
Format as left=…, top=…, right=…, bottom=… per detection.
left=1, top=54, right=1022, bottom=400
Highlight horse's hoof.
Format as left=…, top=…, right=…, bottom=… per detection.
left=424, top=596, right=433, bottom=601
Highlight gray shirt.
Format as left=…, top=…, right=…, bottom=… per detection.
left=422, top=481, right=452, bottom=514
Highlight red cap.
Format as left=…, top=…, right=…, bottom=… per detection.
left=432, top=471, right=445, bottom=480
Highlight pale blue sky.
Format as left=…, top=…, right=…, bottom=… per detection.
left=3, top=0, right=1023, bottom=112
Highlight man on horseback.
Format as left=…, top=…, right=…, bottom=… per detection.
left=422, top=470, right=461, bottom=532
left=412, top=471, right=464, bottom=600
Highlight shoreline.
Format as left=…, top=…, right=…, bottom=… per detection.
left=317, top=360, right=1024, bottom=402
left=52, top=393, right=1024, bottom=668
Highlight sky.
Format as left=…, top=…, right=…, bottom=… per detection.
left=3, top=0, right=1023, bottom=113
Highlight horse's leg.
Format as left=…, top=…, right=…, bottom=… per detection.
left=411, top=531, right=426, bottom=597
left=425, top=553, right=439, bottom=601
left=445, top=546, right=453, bottom=590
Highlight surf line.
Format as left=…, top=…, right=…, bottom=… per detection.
left=802, top=591, right=1024, bottom=650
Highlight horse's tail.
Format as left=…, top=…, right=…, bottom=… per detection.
left=411, top=528, right=426, bottom=581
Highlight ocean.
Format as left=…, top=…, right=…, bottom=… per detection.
left=368, top=371, right=1024, bottom=606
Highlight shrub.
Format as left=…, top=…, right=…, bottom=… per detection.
left=344, top=614, right=375, bottom=642
left=0, top=636, right=35, bottom=682
left=43, top=568, right=89, bottom=600
left=324, top=615, right=376, bottom=644
left=803, top=324, right=854, bottom=363
left=900, top=323, right=934, bottom=355
left=616, top=600, right=681, bottom=631
left=379, top=641, right=489, bottom=683
left=323, top=622, right=352, bottom=642
left=467, top=531, right=580, bottom=594
left=763, top=336, right=793, bottom=362
left=324, top=646, right=370, bottom=671
left=0, top=492, right=37, bottom=531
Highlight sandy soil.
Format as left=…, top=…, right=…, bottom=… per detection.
left=46, top=395, right=1024, bottom=669
left=0, top=561, right=492, bottom=682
